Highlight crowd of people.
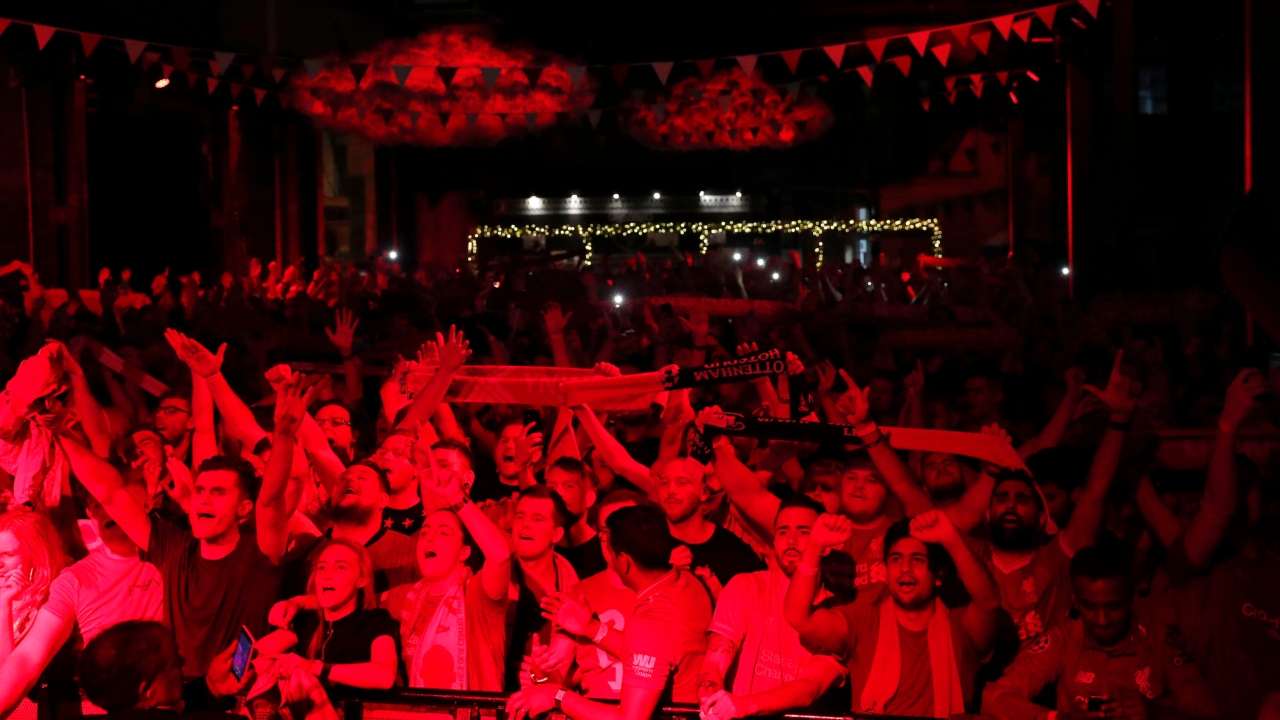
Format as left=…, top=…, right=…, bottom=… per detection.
left=0, top=252, right=1276, bottom=720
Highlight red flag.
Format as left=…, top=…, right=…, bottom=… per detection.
left=908, top=30, right=930, bottom=56
left=587, top=109, right=602, bottom=128
left=945, top=77, right=957, bottom=94
left=890, top=55, right=912, bottom=76
left=214, top=51, right=235, bottom=76
left=866, top=37, right=889, bottom=62
left=652, top=61, right=673, bottom=85
left=931, top=43, right=952, bottom=66
left=736, top=54, right=757, bottom=76
left=950, top=23, right=971, bottom=46
left=857, top=65, right=875, bottom=87
left=79, top=32, right=102, bottom=57
left=253, top=88, right=266, bottom=106
left=1079, top=0, right=1100, bottom=17
left=206, top=77, right=218, bottom=94
left=996, top=71, right=1009, bottom=86
left=32, top=24, right=56, bottom=51
left=272, top=67, right=287, bottom=85
left=780, top=49, right=803, bottom=74
left=993, top=14, right=1015, bottom=39
left=971, top=30, right=992, bottom=54
left=1012, top=17, right=1033, bottom=41
left=124, top=39, right=146, bottom=64
left=921, top=97, right=931, bottom=111
left=1035, top=5, right=1059, bottom=29
left=970, top=73, right=985, bottom=96
left=823, top=44, right=846, bottom=69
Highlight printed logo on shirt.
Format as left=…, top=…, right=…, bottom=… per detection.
left=1021, top=576, right=1037, bottom=598
left=1241, top=602, right=1280, bottom=640
left=1134, top=666, right=1155, bottom=699
left=631, top=653, right=657, bottom=680
left=1074, top=671, right=1095, bottom=685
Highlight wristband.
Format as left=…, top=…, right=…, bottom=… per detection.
left=591, top=617, right=609, bottom=644
left=554, top=688, right=568, bottom=710
left=318, top=663, right=333, bottom=685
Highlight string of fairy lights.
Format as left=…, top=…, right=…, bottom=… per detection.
left=466, top=217, right=943, bottom=268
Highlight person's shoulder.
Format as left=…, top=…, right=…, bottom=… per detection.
left=720, top=568, right=768, bottom=597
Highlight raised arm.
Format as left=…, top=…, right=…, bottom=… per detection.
left=784, top=513, right=852, bottom=652
left=1017, top=367, right=1085, bottom=459
left=258, top=375, right=312, bottom=564
left=423, top=455, right=511, bottom=601
left=707, top=428, right=780, bottom=534
left=1182, top=369, right=1263, bottom=568
left=164, top=329, right=267, bottom=449
left=571, top=404, right=653, bottom=495
left=56, top=344, right=113, bottom=458
left=911, top=510, right=998, bottom=649
left=834, top=370, right=932, bottom=517
left=190, top=373, right=218, bottom=469
left=56, top=434, right=150, bottom=550
left=543, top=304, right=575, bottom=368
left=397, top=325, right=470, bottom=432
left=324, top=308, right=364, bottom=407
left=1062, top=352, right=1136, bottom=555
left=0, top=608, right=76, bottom=717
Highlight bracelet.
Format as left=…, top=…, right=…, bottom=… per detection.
left=591, top=617, right=609, bottom=644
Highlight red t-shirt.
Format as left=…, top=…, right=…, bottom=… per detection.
left=975, top=535, right=1073, bottom=644
left=844, top=517, right=893, bottom=591
left=622, top=570, right=712, bottom=703
left=571, top=570, right=637, bottom=699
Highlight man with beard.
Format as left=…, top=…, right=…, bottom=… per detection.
left=152, top=393, right=194, bottom=463
left=547, top=457, right=606, bottom=577
left=786, top=510, right=999, bottom=717
left=654, top=457, right=763, bottom=587
left=323, top=460, right=418, bottom=593
left=974, top=353, right=1134, bottom=647
left=477, top=420, right=543, bottom=502
left=695, top=496, right=847, bottom=720
left=983, top=542, right=1217, bottom=720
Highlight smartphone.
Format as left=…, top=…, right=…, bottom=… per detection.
left=230, top=626, right=255, bottom=681
left=1087, top=696, right=1108, bottom=713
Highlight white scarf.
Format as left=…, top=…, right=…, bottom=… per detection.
left=859, top=598, right=966, bottom=719
left=407, top=576, right=468, bottom=690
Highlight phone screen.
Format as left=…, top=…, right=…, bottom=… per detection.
left=230, top=627, right=254, bottom=681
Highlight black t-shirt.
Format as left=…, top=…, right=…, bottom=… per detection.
left=382, top=502, right=424, bottom=536
left=144, top=516, right=282, bottom=679
left=562, top=535, right=608, bottom=579
left=687, top=525, right=766, bottom=586
left=293, top=607, right=403, bottom=698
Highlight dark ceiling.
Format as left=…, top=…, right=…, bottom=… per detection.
left=4, top=0, right=1062, bottom=62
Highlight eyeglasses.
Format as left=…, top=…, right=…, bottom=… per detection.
left=155, top=405, right=190, bottom=416
left=316, top=418, right=352, bottom=428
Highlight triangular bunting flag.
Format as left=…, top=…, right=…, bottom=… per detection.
left=857, top=65, right=875, bottom=86
left=272, top=67, right=286, bottom=84
left=736, top=54, right=757, bottom=76
left=480, top=67, right=500, bottom=89
left=206, top=77, right=218, bottom=94
left=587, top=109, right=602, bottom=128
left=566, top=65, right=585, bottom=85
left=971, top=30, right=992, bottom=54
left=993, top=14, right=1015, bottom=39
left=0, top=20, right=9, bottom=36
left=253, top=88, right=266, bottom=106
left=525, top=112, right=537, bottom=127
left=652, top=104, right=667, bottom=122
left=970, top=73, right=985, bottom=96
left=945, top=77, right=957, bottom=93
left=695, top=58, right=715, bottom=78
left=124, top=39, right=146, bottom=64
left=32, top=24, right=56, bottom=51
left=392, top=65, right=411, bottom=86
left=890, top=55, right=912, bottom=76
left=407, top=110, right=420, bottom=126
left=611, top=64, right=630, bottom=86
left=1079, top=0, right=1100, bottom=18
left=465, top=112, right=478, bottom=126
left=350, top=63, right=369, bottom=86
left=652, top=61, right=673, bottom=85
left=525, top=66, right=544, bottom=87
left=303, top=59, right=324, bottom=77
left=785, top=82, right=800, bottom=100
left=866, top=38, right=888, bottom=62
left=79, top=32, right=102, bottom=57
left=1012, top=17, right=1033, bottom=41
left=439, top=112, right=451, bottom=128
left=908, top=30, right=930, bottom=56
left=1035, top=5, right=1059, bottom=30
left=823, top=43, right=846, bottom=69
left=779, top=49, right=803, bottom=74
left=996, top=71, right=1009, bottom=86
left=214, top=52, right=235, bottom=76
left=376, top=108, right=393, bottom=125
left=950, top=23, right=971, bottom=46
left=931, top=43, right=952, bottom=66
left=921, top=97, right=931, bottom=111
left=437, top=66, right=457, bottom=87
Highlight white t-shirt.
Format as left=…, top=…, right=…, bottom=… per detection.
left=44, top=547, right=164, bottom=643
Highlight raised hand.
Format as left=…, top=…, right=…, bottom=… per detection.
left=163, top=329, right=226, bottom=378
left=909, top=509, right=959, bottom=546
left=273, top=372, right=314, bottom=439
left=324, top=308, right=360, bottom=358
left=1083, top=351, right=1139, bottom=421
left=814, top=359, right=837, bottom=394
left=435, top=325, right=472, bottom=372
left=1220, top=368, right=1266, bottom=432
left=833, top=369, right=872, bottom=425
left=785, top=351, right=805, bottom=376
left=542, top=303, right=572, bottom=335
left=735, top=341, right=759, bottom=357
left=904, top=360, right=925, bottom=396
left=592, top=361, right=622, bottom=378
left=809, top=513, right=854, bottom=550
left=519, top=421, right=544, bottom=465
left=670, top=545, right=694, bottom=570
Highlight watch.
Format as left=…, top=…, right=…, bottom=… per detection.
left=554, top=688, right=568, bottom=710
